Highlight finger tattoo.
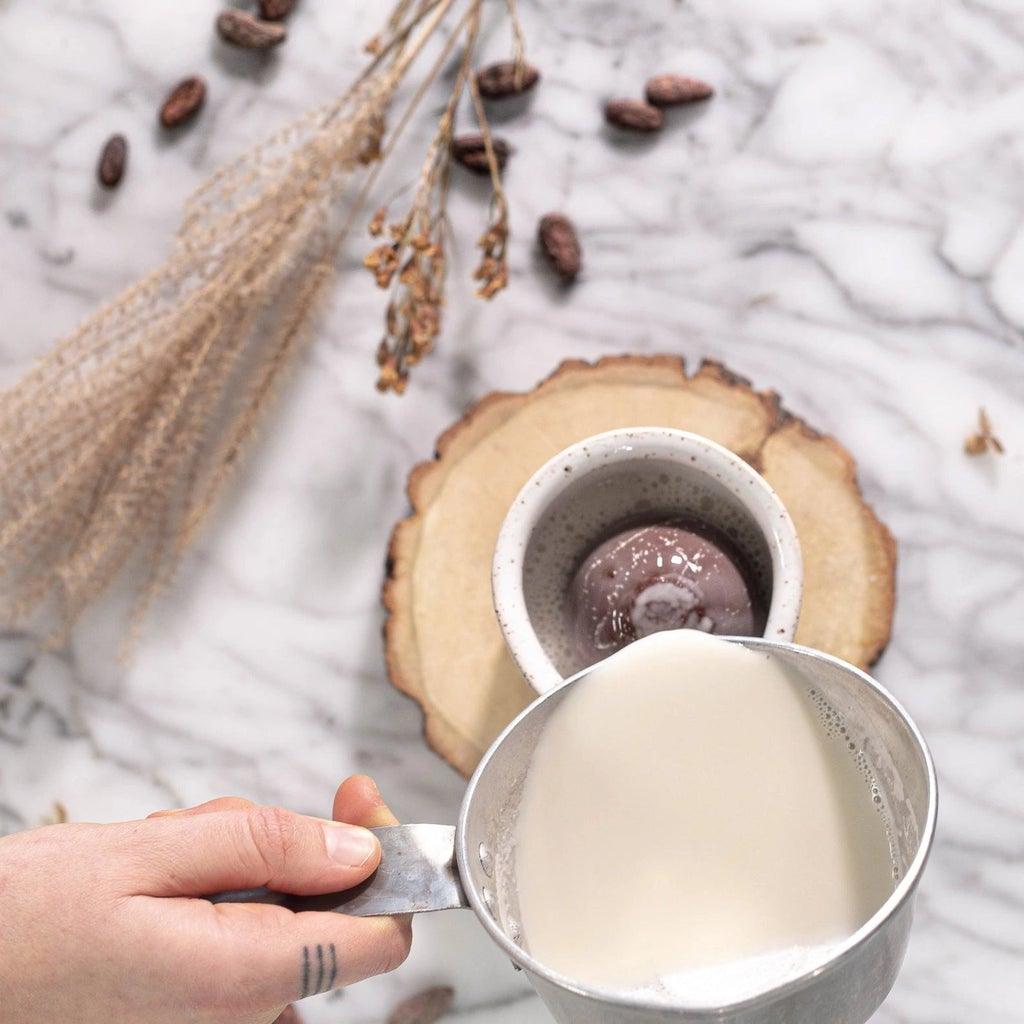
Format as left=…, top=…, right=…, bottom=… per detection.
left=299, top=944, right=338, bottom=999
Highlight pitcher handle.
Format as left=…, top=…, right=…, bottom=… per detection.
left=208, top=824, right=468, bottom=916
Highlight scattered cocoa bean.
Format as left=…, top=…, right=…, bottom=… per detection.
left=475, top=61, right=541, bottom=99
left=645, top=73, right=714, bottom=107
left=159, top=77, right=207, bottom=129
left=604, top=98, right=664, bottom=132
left=538, top=212, right=582, bottom=283
left=97, top=134, right=128, bottom=189
left=216, top=9, right=287, bottom=49
left=259, top=0, right=297, bottom=20
left=451, top=133, right=511, bottom=175
left=389, top=986, right=455, bottom=1024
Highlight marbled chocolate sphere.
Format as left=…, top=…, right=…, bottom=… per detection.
left=568, top=523, right=764, bottom=667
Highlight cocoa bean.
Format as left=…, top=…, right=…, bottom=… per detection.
left=645, top=74, right=714, bottom=107
left=259, top=0, right=297, bottom=20
left=538, top=212, right=582, bottom=283
left=604, top=98, right=664, bottom=132
left=451, top=133, right=511, bottom=175
left=389, top=986, right=455, bottom=1024
left=475, top=61, right=540, bottom=99
left=97, top=134, right=128, bottom=189
left=216, top=9, right=287, bottom=49
left=159, top=77, right=207, bottom=129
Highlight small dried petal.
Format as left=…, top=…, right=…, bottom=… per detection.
left=368, top=207, right=387, bottom=237
left=964, top=407, right=1005, bottom=456
left=376, top=339, right=391, bottom=366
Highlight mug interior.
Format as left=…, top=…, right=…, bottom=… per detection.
left=457, top=639, right=936, bottom=1018
left=520, top=449, right=776, bottom=679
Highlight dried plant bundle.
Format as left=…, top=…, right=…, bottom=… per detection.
left=0, top=0, right=526, bottom=644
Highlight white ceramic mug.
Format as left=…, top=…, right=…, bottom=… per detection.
left=492, top=428, right=803, bottom=693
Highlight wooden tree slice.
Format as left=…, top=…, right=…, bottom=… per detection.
left=384, top=356, right=895, bottom=778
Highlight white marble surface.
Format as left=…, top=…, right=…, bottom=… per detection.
left=1, top=0, right=1023, bottom=1021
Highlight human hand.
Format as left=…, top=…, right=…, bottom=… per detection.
left=0, top=776, right=412, bottom=1024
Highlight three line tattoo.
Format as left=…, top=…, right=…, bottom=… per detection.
left=299, top=943, right=338, bottom=999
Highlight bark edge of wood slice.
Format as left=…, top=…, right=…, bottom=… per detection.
left=383, top=355, right=896, bottom=779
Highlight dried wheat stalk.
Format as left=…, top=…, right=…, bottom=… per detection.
left=0, top=0, right=526, bottom=644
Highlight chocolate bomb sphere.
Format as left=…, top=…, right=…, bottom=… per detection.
left=568, top=523, right=764, bottom=667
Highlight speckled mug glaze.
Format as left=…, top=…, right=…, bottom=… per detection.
left=492, top=428, right=803, bottom=694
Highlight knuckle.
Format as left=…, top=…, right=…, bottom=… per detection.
left=244, top=805, right=302, bottom=878
left=377, top=919, right=413, bottom=975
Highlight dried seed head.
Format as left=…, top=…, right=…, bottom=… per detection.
left=475, top=61, right=541, bottom=99
left=368, top=207, right=387, bottom=237
left=377, top=357, right=408, bottom=394
left=477, top=267, right=508, bottom=299
left=645, top=73, right=715, bottom=107
left=359, top=115, right=386, bottom=164
left=365, top=243, right=400, bottom=288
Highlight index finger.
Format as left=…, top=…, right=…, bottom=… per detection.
left=332, top=776, right=398, bottom=828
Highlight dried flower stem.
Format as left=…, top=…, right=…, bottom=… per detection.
left=467, top=74, right=511, bottom=301
left=368, top=0, right=487, bottom=392
left=0, top=0, right=526, bottom=646
left=505, top=0, right=528, bottom=86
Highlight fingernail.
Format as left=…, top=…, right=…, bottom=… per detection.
left=323, top=822, right=378, bottom=867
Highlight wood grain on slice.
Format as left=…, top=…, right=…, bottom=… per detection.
left=758, top=418, right=896, bottom=668
left=384, top=355, right=895, bottom=779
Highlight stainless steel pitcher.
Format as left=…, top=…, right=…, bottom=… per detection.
left=220, top=639, right=937, bottom=1024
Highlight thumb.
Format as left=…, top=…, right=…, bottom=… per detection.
left=129, top=805, right=381, bottom=898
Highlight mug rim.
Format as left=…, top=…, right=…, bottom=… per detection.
left=492, top=427, right=804, bottom=694
left=456, top=637, right=939, bottom=1017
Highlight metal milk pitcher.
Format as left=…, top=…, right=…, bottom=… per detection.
left=219, top=638, right=937, bottom=1024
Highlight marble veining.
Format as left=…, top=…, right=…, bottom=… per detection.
left=1, top=0, right=1023, bottom=1020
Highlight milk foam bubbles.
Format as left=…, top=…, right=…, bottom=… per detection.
left=513, top=630, right=896, bottom=1003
